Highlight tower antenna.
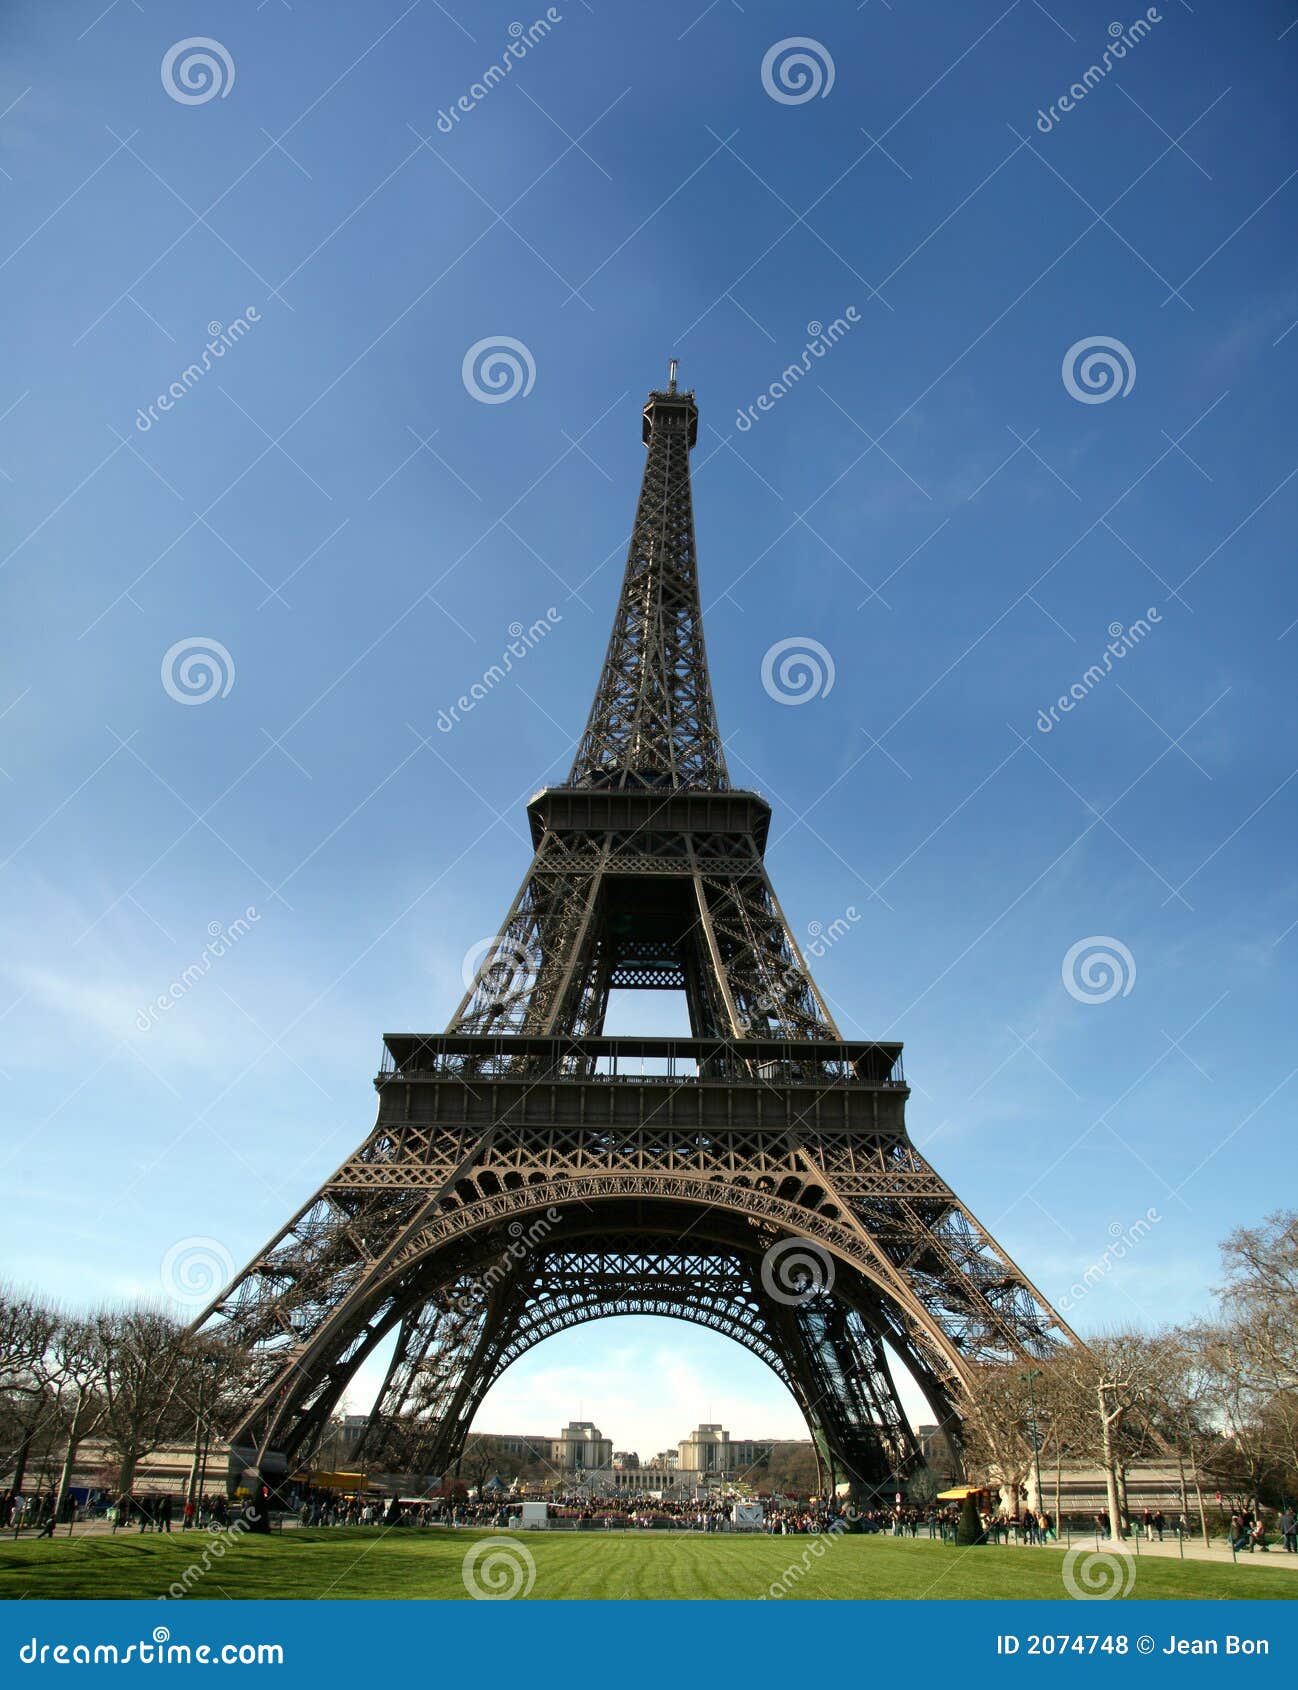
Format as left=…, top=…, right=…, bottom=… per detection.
left=667, top=357, right=678, bottom=393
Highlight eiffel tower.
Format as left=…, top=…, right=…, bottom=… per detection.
left=198, top=365, right=1074, bottom=1498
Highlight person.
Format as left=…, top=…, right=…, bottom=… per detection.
left=1152, top=1508, right=1165, bottom=1541
left=1249, top=1516, right=1268, bottom=1553
left=183, top=1496, right=195, bottom=1531
left=158, top=1492, right=173, bottom=1533
left=1229, top=1513, right=1250, bottom=1553
left=1281, top=1506, right=1296, bottom=1553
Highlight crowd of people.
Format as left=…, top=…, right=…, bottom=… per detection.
left=8, top=1482, right=1297, bottom=1554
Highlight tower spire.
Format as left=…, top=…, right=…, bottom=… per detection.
left=567, top=375, right=729, bottom=791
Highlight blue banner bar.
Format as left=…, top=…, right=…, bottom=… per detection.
left=2, top=1600, right=1295, bottom=1684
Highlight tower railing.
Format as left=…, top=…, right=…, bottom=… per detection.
left=377, top=1033, right=904, bottom=1089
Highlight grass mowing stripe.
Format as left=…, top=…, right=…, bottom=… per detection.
left=1, top=1530, right=1294, bottom=1602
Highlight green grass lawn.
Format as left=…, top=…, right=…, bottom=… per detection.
left=0, top=1529, right=1294, bottom=1601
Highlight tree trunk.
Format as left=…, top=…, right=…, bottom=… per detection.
left=9, top=1410, right=41, bottom=1496
left=53, top=1388, right=101, bottom=1519
left=1097, top=1386, right=1123, bottom=1540
left=118, top=1448, right=138, bottom=1496
left=1187, top=1436, right=1210, bottom=1548
left=1116, top=1465, right=1130, bottom=1533
left=1054, top=1441, right=1063, bottom=1529
left=53, top=1438, right=80, bottom=1520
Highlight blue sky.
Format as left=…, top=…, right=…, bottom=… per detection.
left=1, top=0, right=1295, bottom=1458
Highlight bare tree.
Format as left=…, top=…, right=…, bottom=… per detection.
left=1054, top=1331, right=1170, bottom=1538
left=91, top=1309, right=207, bottom=1494
left=960, top=1365, right=1040, bottom=1509
left=45, top=1318, right=107, bottom=1519
left=1218, top=1211, right=1298, bottom=1391
left=0, top=1288, right=59, bottom=1497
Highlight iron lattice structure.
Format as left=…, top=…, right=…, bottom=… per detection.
left=197, top=373, right=1075, bottom=1497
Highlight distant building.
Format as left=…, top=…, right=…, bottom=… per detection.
left=551, top=1421, right=613, bottom=1472
left=916, top=1423, right=956, bottom=1479
left=612, top=1451, right=639, bottom=1471
left=489, top=1433, right=553, bottom=1460
left=677, top=1424, right=776, bottom=1476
